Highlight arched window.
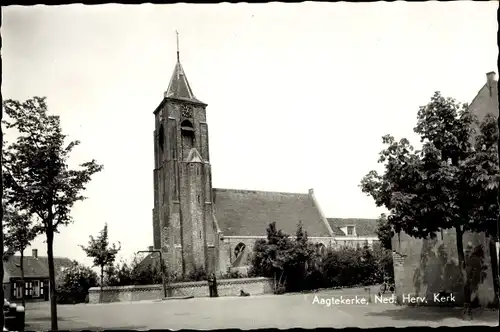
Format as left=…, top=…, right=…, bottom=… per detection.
left=181, top=120, right=194, bottom=131
left=158, top=124, right=165, bottom=151
left=234, top=242, right=246, bottom=258
left=181, top=120, right=194, bottom=159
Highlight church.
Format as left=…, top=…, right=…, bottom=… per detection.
left=151, top=48, right=378, bottom=278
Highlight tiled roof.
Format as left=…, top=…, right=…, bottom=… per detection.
left=327, top=218, right=378, bottom=237
left=165, top=60, right=204, bottom=104
left=213, top=188, right=331, bottom=237
left=3, top=255, right=74, bottom=283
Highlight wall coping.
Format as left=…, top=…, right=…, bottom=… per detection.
left=89, top=277, right=272, bottom=293
left=223, top=236, right=377, bottom=240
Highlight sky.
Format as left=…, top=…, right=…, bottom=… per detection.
left=1, top=2, right=498, bottom=267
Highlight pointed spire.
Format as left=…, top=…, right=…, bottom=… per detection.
left=164, top=31, right=204, bottom=104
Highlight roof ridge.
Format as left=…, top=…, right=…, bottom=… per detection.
left=213, top=187, right=309, bottom=196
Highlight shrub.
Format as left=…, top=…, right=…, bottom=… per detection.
left=221, top=270, right=245, bottom=279
left=56, top=261, right=98, bottom=304
left=249, top=223, right=395, bottom=293
left=105, top=260, right=134, bottom=286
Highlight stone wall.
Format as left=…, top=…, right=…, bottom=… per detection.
left=88, top=277, right=274, bottom=304
left=392, top=229, right=497, bottom=307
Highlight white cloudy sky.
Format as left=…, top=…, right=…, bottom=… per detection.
left=1, top=2, right=498, bottom=266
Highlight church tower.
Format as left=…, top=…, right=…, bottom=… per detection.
left=152, top=37, right=216, bottom=278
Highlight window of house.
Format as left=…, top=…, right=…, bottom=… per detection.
left=25, top=282, right=32, bottom=296
left=347, top=226, right=355, bottom=236
left=13, top=283, right=22, bottom=299
left=40, top=281, right=44, bottom=295
left=33, top=280, right=40, bottom=297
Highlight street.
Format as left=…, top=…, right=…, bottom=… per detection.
left=24, top=288, right=498, bottom=330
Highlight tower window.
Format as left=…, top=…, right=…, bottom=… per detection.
left=197, top=194, right=201, bottom=203
left=158, top=124, right=165, bottom=151
left=199, top=231, right=202, bottom=239
left=181, top=120, right=194, bottom=160
left=180, top=120, right=194, bottom=131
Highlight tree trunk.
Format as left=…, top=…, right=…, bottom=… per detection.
left=488, top=237, right=499, bottom=307
left=46, top=226, right=58, bottom=330
left=455, top=226, right=472, bottom=319
left=20, top=250, right=26, bottom=307
left=100, top=266, right=104, bottom=304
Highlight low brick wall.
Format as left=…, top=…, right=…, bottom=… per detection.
left=88, top=277, right=274, bottom=304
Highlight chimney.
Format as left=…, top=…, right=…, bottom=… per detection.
left=486, top=71, right=496, bottom=86
left=32, top=249, right=38, bottom=258
left=308, top=188, right=314, bottom=196
left=148, top=246, right=154, bottom=252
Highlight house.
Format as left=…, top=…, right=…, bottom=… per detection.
left=327, top=218, right=379, bottom=249
left=391, top=71, right=499, bottom=307
left=2, top=249, right=73, bottom=302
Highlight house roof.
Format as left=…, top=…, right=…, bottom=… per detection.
left=327, top=218, right=378, bottom=237
left=469, top=75, right=498, bottom=131
left=212, top=188, right=331, bottom=237
left=2, top=255, right=74, bottom=283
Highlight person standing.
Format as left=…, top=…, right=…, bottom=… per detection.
left=212, top=273, right=219, bottom=297
left=207, top=273, right=214, bottom=297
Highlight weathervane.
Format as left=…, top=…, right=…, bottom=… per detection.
left=176, top=30, right=180, bottom=61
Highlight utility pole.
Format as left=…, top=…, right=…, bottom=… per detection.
left=137, top=250, right=168, bottom=299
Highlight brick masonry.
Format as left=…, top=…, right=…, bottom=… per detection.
left=88, top=277, right=274, bottom=304
left=153, top=98, right=218, bottom=279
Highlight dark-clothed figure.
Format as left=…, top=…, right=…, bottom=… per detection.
left=212, top=273, right=219, bottom=297
left=208, top=274, right=215, bottom=297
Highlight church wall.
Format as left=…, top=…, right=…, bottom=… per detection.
left=219, top=236, right=373, bottom=271
left=179, top=164, right=194, bottom=275
left=218, top=241, right=231, bottom=275
left=391, top=229, right=496, bottom=307
left=200, top=123, right=209, bottom=161
left=177, top=161, right=209, bottom=276
left=152, top=208, right=161, bottom=250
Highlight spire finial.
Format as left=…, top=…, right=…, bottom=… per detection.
left=176, top=30, right=180, bottom=62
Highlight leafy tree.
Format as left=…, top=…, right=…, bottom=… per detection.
left=129, top=254, right=163, bottom=285
left=375, top=214, right=393, bottom=250
left=286, top=223, right=316, bottom=291
left=56, top=261, right=98, bottom=304
left=249, top=222, right=295, bottom=290
left=2, top=206, right=38, bottom=306
left=104, top=259, right=133, bottom=286
left=360, top=92, right=499, bottom=316
left=2, top=97, right=103, bottom=330
left=80, top=223, right=121, bottom=301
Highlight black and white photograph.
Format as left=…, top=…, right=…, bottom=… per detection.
left=0, top=1, right=499, bottom=331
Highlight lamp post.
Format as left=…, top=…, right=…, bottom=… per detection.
left=137, top=250, right=168, bottom=299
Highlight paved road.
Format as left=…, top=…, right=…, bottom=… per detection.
left=25, top=288, right=498, bottom=330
